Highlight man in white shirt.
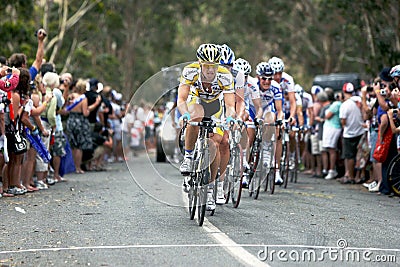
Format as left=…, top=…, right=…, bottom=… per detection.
left=339, top=83, right=365, bottom=184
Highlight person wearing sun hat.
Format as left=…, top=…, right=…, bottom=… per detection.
left=338, top=82, right=365, bottom=184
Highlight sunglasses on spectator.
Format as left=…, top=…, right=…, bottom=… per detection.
left=260, top=76, right=273, bottom=81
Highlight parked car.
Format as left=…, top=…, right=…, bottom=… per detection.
left=155, top=102, right=178, bottom=162
left=313, top=73, right=361, bottom=91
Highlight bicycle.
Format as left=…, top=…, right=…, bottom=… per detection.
left=184, top=117, right=220, bottom=226
left=387, top=153, right=400, bottom=195
left=281, top=121, right=300, bottom=188
left=249, top=121, right=280, bottom=198
left=247, top=121, right=262, bottom=182
left=224, top=119, right=245, bottom=208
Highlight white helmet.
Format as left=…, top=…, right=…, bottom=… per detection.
left=268, top=56, right=285, bottom=73
left=294, top=84, right=303, bottom=94
left=232, top=58, right=252, bottom=76
left=219, top=44, right=235, bottom=65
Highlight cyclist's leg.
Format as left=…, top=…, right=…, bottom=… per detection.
left=219, top=131, right=229, bottom=182
left=180, top=96, right=204, bottom=176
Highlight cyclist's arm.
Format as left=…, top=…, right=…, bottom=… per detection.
left=274, top=99, right=284, bottom=121
left=288, top=91, right=296, bottom=121
left=224, top=92, right=236, bottom=118
left=235, top=87, right=246, bottom=120
left=307, top=107, right=314, bottom=127
left=252, top=97, right=263, bottom=119
left=177, top=84, right=190, bottom=116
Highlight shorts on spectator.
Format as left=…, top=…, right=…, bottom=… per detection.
left=52, top=131, right=66, bottom=157
left=319, top=140, right=327, bottom=152
left=342, top=134, right=363, bottom=159
left=322, top=125, right=342, bottom=149
left=310, top=134, right=320, bottom=155
left=93, top=145, right=105, bottom=159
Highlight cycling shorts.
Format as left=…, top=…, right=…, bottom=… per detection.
left=187, top=94, right=224, bottom=136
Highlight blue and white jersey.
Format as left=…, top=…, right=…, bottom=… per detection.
left=259, top=80, right=282, bottom=113
left=279, top=72, right=295, bottom=93
left=245, top=76, right=260, bottom=111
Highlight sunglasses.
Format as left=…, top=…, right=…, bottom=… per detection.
left=260, top=76, right=273, bottom=81
left=201, top=62, right=218, bottom=68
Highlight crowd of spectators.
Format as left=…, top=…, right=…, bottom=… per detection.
left=0, top=29, right=153, bottom=198
left=302, top=66, right=400, bottom=195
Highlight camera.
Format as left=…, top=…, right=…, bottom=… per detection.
left=34, top=29, right=47, bottom=37
left=29, top=80, right=36, bottom=90
left=366, top=86, right=374, bottom=92
left=59, top=79, right=64, bottom=85
left=380, top=88, right=387, bottom=96
left=394, top=109, right=398, bottom=114
left=6, top=68, right=12, bottom=74
left=0, top=94, right=10, bottom=105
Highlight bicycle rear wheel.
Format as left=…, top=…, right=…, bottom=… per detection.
left=388, top=154, right=400, bottom=195
left=282, top=142, right=290, bottom=188
left=268, top=168, right=275, bottom=194
left=188, top=176, right=196, bottom=220
left=254, top=148, right=264, bottom=199
left=248, top=140, right=261, bottom=180
left=231, top=144, right=244, bottom=208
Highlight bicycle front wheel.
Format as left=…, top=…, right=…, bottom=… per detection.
left=231, top=144, right=244, bottom=208
left=197, top=169, right=209, bottom=226
left=188, top=176, right=196, bottom=220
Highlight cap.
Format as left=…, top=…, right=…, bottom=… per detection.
left=342, top=82, right=354, bottom=93
left=379, top=67, right=394, bottom=82
left=89, top=78, right=99, bottom=89
left=311, top=85, right=323, bottom=95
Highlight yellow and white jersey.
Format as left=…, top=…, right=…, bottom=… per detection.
left=180, top=62, right=234, bottom=103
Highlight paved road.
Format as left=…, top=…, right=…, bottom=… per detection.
left=1, top=152, right=399, bottom=266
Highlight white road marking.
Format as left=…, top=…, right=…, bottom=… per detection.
left=182, top=191, right=270, bottom=267
left=202, top=218, right=271, bottom=267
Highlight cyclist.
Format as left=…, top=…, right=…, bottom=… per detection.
left=269, top=57, right=297, bottom=124
left=216, top=44, right=245, bottom=205
left=178, top=43, right=235, bottom=211
left=232, top=58, right=263, bottom=187
left=255, top=62, right=285, bottom=185
left=283, top=86, right=304, bottom=165
left=295, top=84, right=313, bottom=170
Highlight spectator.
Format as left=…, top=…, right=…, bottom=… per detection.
left=323, top=88, right=342, bottom=180
left=66, top=79, right=93, bottom=174
left=85, top=78, right=103, bottom=130
left=338, top=83, right=365, bottom=184
left=314, top=91, right=331, bottom=177
left=35, top=71, right=59, bottom=189
left=3, top=68, right=37, bottom=196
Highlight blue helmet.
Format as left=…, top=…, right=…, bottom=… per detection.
left=256, top=62, right=274, bottom=76
left=219, top=44, right=235, bottom=65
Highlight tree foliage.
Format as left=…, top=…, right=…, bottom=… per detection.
left=0, top=0, right=399, bottom=98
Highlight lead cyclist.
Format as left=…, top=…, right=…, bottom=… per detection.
left=177, top=43, right=236, bottom=211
